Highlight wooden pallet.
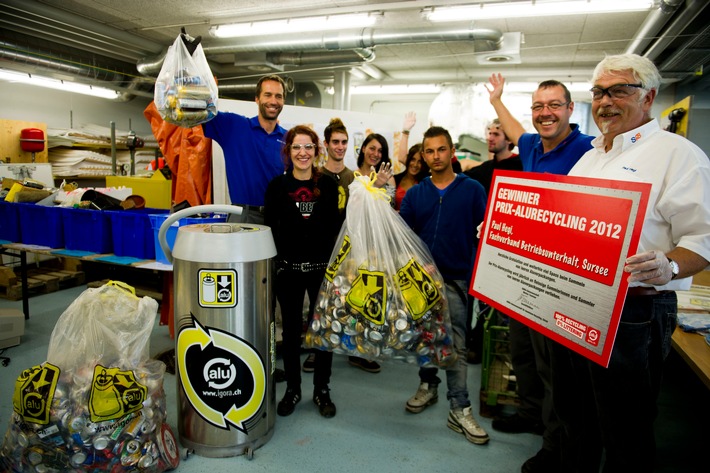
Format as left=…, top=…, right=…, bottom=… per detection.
left=0, top=265, right=86, bottom=301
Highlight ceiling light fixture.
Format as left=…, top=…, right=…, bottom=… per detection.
left=424, top=0, right=655, bottom=22
left=0, top=69, right=119, bottom=99
left=476, top=81, right=593, bottom=93
left=210, top=12, right=382, bottom=38
left=351, top=84, right=441, bottom=95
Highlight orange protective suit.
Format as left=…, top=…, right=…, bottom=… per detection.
left=143, top=101, right=212, bottom=207
left=144, top=102, right=213, bottom=336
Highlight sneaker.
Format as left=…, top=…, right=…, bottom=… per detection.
left=522, top=448, right=561, bottom=473
left=447, top=406, right=490, bottom=445
left=348, top=356, right=381, bottom=373
left=277, top=388, right=301, bottom=417
left=405, top=382, right=438, bottom=413
left=491, top=413, right=544, bottom=435
left=313, top=387, right=336, bottom=418
left=302, top=352, right=315, bottom=373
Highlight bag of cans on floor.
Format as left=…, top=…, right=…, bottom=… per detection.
left=0, top=281, right=181, bottom=473
left=154, top=34, right=218, bottom=128
left=305, top=173, right=457, bottom=368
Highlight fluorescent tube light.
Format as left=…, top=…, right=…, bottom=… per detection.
left=0, top=69, right=119, bottom=99
left=351, top=84, right=441, bottom=95
left=211, top=12, right=381, bottom=38
left=425, top=0, right=655, bottom=22
left=493, top=81, right=593, bottom=93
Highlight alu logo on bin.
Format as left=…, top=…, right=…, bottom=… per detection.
left=177, top=315, right=266, bottom=433
left=198, top=269, right=237, bottom=308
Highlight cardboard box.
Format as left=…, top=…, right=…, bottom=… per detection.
left=106, top=171, right=171, bottom=209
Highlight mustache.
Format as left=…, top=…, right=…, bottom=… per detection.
left=596, top=106, right=622, bottom=116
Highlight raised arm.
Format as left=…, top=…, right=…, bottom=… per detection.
left=485, top=73, right=525, bottom=146
left=398, top=111, right=417, bottom=165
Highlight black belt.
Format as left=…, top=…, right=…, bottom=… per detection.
left=276, top=260, right=328, bottom=272
left=241, top=204, right=265, bottom=213
left=627, top=287, right=671, bottom=297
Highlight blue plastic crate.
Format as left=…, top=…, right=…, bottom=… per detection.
left=108, top=208, right=169, bottom=259
left=150, top=213, right=227, bottom=264
left=18, top=203, right=64, bottom=248
left=61, top=207, right=112, bottom=253
left=0, top=200, right=21, bottom=242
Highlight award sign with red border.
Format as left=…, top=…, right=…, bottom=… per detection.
left=470, top=170, right=651, bottom=367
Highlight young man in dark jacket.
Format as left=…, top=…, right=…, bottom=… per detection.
left=399, top=126, right=489, bottom=445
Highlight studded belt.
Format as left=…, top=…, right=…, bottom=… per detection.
left=276, top=260, right=328, bottom=272
left=241, top=204, right=265, bottom=213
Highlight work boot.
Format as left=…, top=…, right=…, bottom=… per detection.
left=522, top=448, right=561, bottom=473
left=492, top=413, right=544, bottom=435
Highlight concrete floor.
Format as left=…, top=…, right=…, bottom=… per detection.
left=0, top=285, right=706, bottom=473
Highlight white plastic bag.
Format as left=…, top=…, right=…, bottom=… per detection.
left=154, top=35, right=218, bottom=128
left=305, top=173, right=457, bottom=368
left=2, top=282, right=180, bottom=472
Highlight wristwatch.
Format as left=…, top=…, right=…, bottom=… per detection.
left=667, top=258, right=680, bottom=279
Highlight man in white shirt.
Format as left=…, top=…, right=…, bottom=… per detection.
left=555, top=53, right=710, bottom=473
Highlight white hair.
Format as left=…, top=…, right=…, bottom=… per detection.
left=592, top=54, right=661, bottom=92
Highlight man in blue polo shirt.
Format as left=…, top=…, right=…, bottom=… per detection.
left=485, top=73, right=594, bottom=473
left=203, top=74, right=288, bottom=224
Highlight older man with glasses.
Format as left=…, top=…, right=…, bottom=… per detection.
left=485, top=74, right=594, bottom=473
left=553, top=53, right=710, bottom=473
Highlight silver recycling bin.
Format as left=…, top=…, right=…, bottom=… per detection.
left=158, top=205, right=277, bottom=459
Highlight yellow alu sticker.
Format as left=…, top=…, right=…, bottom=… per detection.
left=326, top=235, right=351, bottom=282
left=199, top=269, right=237, bottom=308
left=397, top=259, right=441, bottom=320
left=13, top=363, right=60, bottom=424
left=346, top=268, right=387, bottom=325
left=89, top=365, right=147, bottom=422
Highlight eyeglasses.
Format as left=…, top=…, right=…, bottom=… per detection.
left=291, top=144, right=316, bottom=152
left=590, top=84, right=644, bottom=100
left=531, top=102, right=569, bottom=113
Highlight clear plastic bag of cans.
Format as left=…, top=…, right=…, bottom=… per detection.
left=305, top=173, right=457, bottom=368
left=154, top=34, right=218, bottom=128
left=0, top=281, right=181, bottom=473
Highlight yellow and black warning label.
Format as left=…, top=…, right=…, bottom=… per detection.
left=89, top=365, right=147, bottom=422
left=325, top=235, right=351, bottom=282
left=13, top=363, right=60, bottom=424
left=346, top=269, right=387, bottom=325
left=397, top=259, right=441, bottom=320
left=199, top=269, right=238, bottom=308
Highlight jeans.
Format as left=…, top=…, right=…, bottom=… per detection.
left=276, top=268, right=333, bottom=391
left=550, top=291, right=677, bottom=473
left=419, top=280, right=471, bottom=409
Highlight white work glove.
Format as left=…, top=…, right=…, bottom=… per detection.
left=624, top=250, right=673, bottom=285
